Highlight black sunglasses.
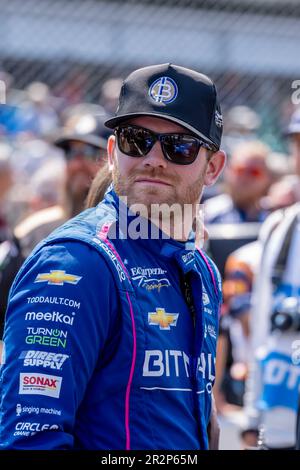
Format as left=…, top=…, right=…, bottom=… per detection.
left=115, top=124, right=216, bottom=165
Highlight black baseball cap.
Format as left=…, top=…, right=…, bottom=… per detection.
left=105, top=63, right=223, bottom=150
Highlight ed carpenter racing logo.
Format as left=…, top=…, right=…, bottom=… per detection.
left=130, top=266, right=170, bottom=291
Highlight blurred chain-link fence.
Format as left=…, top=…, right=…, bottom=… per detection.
left=1, top=0, right=300, bottom=149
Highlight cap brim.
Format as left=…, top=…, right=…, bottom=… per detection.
left=105, top=112, right=218, bottom=149
left=54, top=134, right=107, bottom=150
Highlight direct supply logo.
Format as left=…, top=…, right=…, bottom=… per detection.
left=19, top=350, right=69, bottom=370
left=19, top=373, right=62, bottom=398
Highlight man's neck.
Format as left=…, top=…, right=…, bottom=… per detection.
left=149, top=202, right=203, bottom=243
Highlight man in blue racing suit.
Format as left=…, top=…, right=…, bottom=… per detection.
left=0, top=63, right=226, bottom=450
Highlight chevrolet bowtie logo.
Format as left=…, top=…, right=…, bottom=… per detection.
left=148, top=308, right=179, bottom=330
left=34, top=270, right=82, bottom=286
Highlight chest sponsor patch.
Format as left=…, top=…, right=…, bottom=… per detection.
left=148, top=308, right=179, bottom=330
left=19, top=350, right=69, bottom=370
left=19, top=373, right=62, bottom=398
left=130, top=266, right=171, bottom=291
left=34, top=270, right=81, bottom=286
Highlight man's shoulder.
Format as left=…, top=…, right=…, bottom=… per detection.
left=11, top=229, right=118, bottom=300
left=25, top=206, right=131, bottom=292
left=44, top=207, right=100, bottom=242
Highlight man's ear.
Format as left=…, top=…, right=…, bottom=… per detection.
left=204, top=150, right=226, bottom=186
left=107, top=135, right=116, bottom=171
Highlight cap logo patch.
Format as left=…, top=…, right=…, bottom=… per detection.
left=149, top=77, right=178, bottom=104
left=215, top=110, right=223, bottom=128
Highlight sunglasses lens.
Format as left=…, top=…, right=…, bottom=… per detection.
left=116, top=126, right=202, bottom=165
left=117, top=126, right=154, bottom=157
left=162, top=135, right=200, bottom=165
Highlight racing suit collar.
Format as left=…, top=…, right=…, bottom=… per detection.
left=100, top=185, right=198, bottom=269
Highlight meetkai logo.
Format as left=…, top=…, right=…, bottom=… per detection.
left=25, top=310, right=76, bottom=326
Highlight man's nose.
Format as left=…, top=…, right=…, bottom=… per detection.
left=142, top=141, right=168, bottom=169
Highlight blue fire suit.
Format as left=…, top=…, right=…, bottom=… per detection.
left=0, top=187, right=222, bottom=450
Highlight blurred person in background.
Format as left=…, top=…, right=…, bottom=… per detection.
left=241, top=204, right=300, bottom=449
left=14, top=158, right=66, bottom=258
left=0, top=142, right=14, bottom=241
left=54, top=107, right=108, bottom=218
left=214, top=240, right=260, bottom=414
left=13, top=109, right=108, bottom=258
left=240, top=109, right=300, bottom=449
left=205, top=140, right=274, bottom=224
left=14, top=82, right=59, bottom=137
left=0, top=142, right=23, bottom=347
left=222, top=106, right=261, bottom=155
left=214, top=174, right=296, bottom=415
left=202, top=106, right=261, bottom=203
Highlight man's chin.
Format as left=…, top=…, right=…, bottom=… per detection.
left=127, top=186, right=177, bottom=207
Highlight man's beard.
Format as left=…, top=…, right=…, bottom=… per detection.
left=112, top=165, right=205, bottom=214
